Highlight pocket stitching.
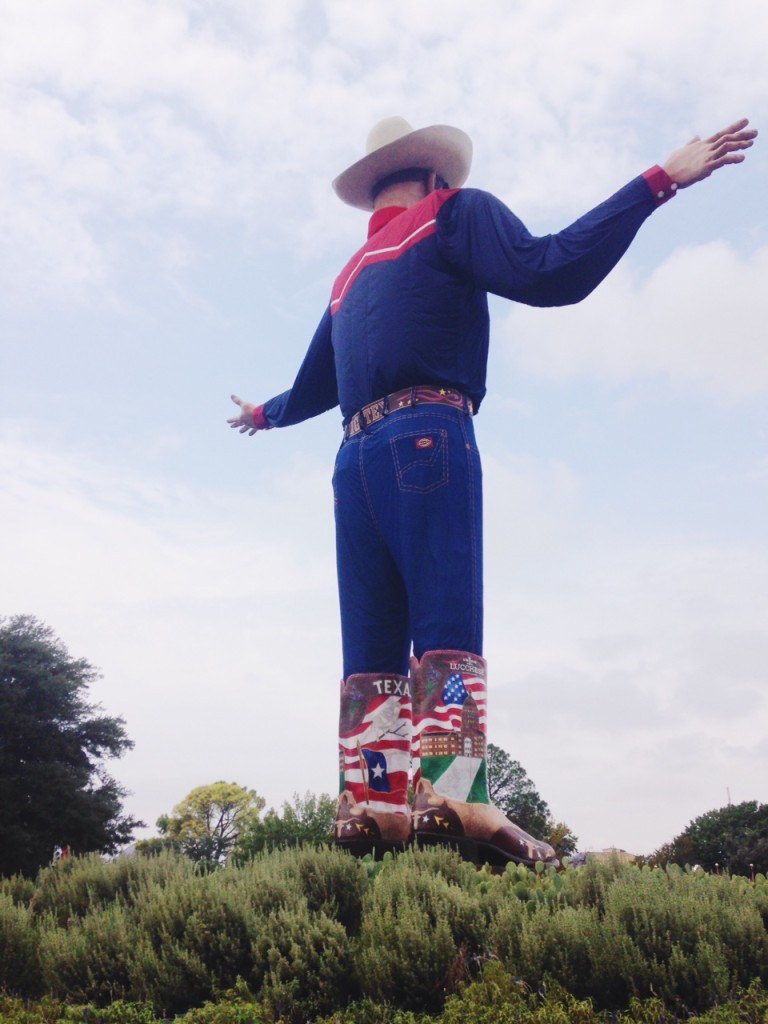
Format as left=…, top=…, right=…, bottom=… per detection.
left=390, top=428, right=449, bottom=494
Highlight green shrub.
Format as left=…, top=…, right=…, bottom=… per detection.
left=0, top=890, right=42, bottom=994
left=517, top=903, right=601, bottom=996
left=356, top=849, right=487, bottom=1012
left=252, top=905, right=353, bottom=1023
left=0, top=994, right=163, bottom=1024
left=701, top=978, right=768, bottom=1023
left=439, top=964, right=604, bottom=1024
left=237, top=845, right=367, bottom=933
left=124, top=871, right=256, bottom=1013
left=3, top=967, right=768, bottom=1024
left=39, top=901, right=137, bottom=1003
left=482, top=860, right=768, bottom=1014
left=136, top=874, right=252, bottom=971
left=178, top=1000, right=268, bottom=1024
left=434, top=960, right=530, bottom=1024
left=600, top=864, right=768, bottom=1012
left=36, top=858, right=257, bottom=1012
left=548, top=857, right=605, bottom=910
left=273, top=845, right=368, bottom=930
left=127, top=934, right=212, bottom=1015
left=751, top=872, right=768, bottom=929
left=6, top=849, right=768, bottom=1021
left=69, top=1000, right=161, bottom=1024
left=30, top=851, right=196, bottom=924
left=0, top=872, right=37, bottom=907
left=484, top=881, right=527, bottom=964
left=224, top=858, right=306, bottom=920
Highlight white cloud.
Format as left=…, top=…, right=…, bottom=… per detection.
left=0, top=428, right=339, bottom=826
left=499, top=243, right=768, bottom=398
left=477, top=439, right=768, bottom=852
left=1, top=0, right=764, bottom=300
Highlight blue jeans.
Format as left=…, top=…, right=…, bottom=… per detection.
left=333, top=405, right=483, bottom=678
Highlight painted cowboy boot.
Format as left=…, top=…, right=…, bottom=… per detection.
left=411, top=650, right=558, bottom=867
left=335, top=672, right=412, bottom=855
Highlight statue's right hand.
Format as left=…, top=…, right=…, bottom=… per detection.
left=227, top=394, right=265, bottom=436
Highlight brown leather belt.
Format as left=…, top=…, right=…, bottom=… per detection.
left=343, top=385, right=474, bottom=440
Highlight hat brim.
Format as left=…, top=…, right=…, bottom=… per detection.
left=332, top=124, right=473, bottom=211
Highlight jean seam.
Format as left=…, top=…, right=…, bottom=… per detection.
left=358, top=433, right=387, bottom=541
left=459, top=413, right=482, bottom=649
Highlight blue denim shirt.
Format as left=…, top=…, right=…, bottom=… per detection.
left=263, top=176, right=662, bottom=427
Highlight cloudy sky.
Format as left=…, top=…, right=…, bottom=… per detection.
left=2, top=0, right=766, bottom=857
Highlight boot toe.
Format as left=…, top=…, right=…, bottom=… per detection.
left=412, top=779, right=558, bottom=867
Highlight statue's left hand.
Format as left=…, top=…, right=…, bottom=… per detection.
left=663, top=118, right=757, bottom=188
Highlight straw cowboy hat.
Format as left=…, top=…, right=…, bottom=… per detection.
left=332, top=116, right=473, bottom=211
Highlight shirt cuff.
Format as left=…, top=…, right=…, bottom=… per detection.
left=252, top=404, right=271, bottom=430
left=643, top=165, right=678, bottom=205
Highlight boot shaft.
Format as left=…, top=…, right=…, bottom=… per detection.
left=410, top=650, right=558, bottom=867
left=411, top=650, right=489, bottom=804
left=338, top=672, right=412, bottom=810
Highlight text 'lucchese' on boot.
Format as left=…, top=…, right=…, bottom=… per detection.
left=411, top=650, right=558, bottom=868
left=335, top=672, right=412, bottom=856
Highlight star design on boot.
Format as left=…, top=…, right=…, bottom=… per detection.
left=344, top=820, right=376, bottom=837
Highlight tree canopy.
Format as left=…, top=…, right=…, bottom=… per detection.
left=0, top=614, right=142, bottom=877
left=234, top=790, right=336, bottom=858
left=153, top=781, right=266, bottom=867
left=651, top=800, right=768, bottom=875
left=487, top=743, right=578, bottom=859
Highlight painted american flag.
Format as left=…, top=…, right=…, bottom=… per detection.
left=415, top=669, right=487, bottom=738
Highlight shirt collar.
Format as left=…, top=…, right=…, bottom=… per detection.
left=367, top=206, right=407, bottom=238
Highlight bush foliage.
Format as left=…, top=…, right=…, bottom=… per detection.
left=2, top=848, right=768, bottom=1022
left=651, top=799, right=768, bottom=876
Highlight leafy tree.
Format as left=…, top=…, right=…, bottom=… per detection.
left=234, top=790, right=336, bottom=857
left=487, top=743, right=578, bottom=859
left=546, top=819, right=579, bottom=860
left=487, top=743, right=551, bottom=837
left=651, top=800, right=768, bottom=874
left=154, top=781, right=265, bottom=867
left=0, top=614, right=142, bottom=877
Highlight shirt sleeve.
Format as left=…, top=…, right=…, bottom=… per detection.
left=261, top=306, right=339, bottom=427
left=437, top=176, right=667, bottom=308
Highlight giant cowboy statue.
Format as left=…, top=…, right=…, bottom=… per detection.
left=228, top=115, right=756, bottom=867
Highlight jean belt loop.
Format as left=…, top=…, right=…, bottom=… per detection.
left=382, top=394, right=390, bottom=417
left=410, top=385, right=417, bottom=408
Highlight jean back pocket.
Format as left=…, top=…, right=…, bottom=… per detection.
left=390, top=429, right=449, bottom=493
